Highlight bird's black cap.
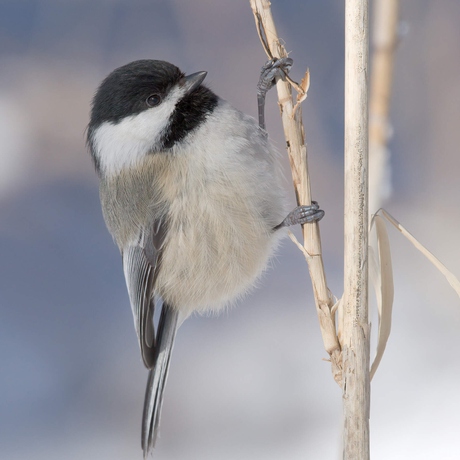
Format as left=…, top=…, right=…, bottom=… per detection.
left=89, top=60, right=185, bottom=128
left=87, top=60, right=219, bottom=172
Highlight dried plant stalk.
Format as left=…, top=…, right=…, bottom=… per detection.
left=369, top=0, right=400, bottom=213
left=249, top=0, right=341, bottom=383
left=341, top=0, right=371, bottom=458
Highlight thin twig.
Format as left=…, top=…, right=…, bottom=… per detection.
left=249, top=0, right=341, bottom=384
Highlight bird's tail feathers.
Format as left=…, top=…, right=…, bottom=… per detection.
left=141, top=303, right=180, bottom=458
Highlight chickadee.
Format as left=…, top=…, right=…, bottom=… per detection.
left=87, top=59, right=323, bottom=457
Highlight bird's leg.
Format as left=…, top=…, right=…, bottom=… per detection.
left=257, top=57, right=293, bottom=131
left=257, top=58, right=324, bottom=230
left=273, top=201, right=325, bottom=231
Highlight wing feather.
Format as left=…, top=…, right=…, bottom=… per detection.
left=122, top=214, right=168, bottom=369
left=123, top=245, right=157, bottom=368
left=142, top=303, right=180, bottom=456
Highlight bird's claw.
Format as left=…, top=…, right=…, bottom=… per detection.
left=257, top=57, right=293, bottom=131
left=274, top=202, right=324, bottom=231
left=257, top=57, right=293, bottom=96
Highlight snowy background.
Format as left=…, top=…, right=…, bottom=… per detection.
left=1, top=1, right=459, bottom=459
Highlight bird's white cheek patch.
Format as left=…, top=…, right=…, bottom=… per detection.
left=92, top=87, right=185, bottom=177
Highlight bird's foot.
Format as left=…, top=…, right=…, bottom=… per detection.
left=274, top=201, right=324, bottom=231
left=257, top=57, right=293, bottom=130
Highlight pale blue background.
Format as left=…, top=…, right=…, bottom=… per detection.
left=1, top=1, right=459, bottom=459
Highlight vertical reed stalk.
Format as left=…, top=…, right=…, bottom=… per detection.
left=341, top=0, right=371, bottom=458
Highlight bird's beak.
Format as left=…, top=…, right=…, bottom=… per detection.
left=181, top=71, right=207, bottom=95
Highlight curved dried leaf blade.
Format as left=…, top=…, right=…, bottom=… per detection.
left=381, top=209, right=460, bottom=297
left=369, top=214, right=394, bottom=379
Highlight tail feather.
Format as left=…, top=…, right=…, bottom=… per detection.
left=142, top=303, right=180, bottom=458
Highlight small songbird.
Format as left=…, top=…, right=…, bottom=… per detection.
left=87, top=59, right=323, bottom=457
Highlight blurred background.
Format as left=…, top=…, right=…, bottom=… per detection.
left=1, top=1, right=459, bottom=459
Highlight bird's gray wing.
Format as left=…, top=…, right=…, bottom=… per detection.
left=122, top=217, right=167, bottom=369
left=142, top=302, right=180, bottom=457
left=122, top=216, right=182, bottom=455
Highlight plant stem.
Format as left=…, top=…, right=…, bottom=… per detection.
left=249, top=0, right=342, bottom=382
left=341, top=0, right=371, bottom=458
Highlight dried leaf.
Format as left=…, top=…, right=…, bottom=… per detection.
left=380, top=209, right=460, bottom=297
left=292, top=69, right=310, bottom=116
left=369, top=214, right=394, bottom=379
left=288, top=230, right=312, bottom=261
left=299, top=68, right=310, bottom=96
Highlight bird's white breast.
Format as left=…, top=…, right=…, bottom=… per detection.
left=150, top=102, right=287, bottom=315
left=99, top=99, right=287, bottom=317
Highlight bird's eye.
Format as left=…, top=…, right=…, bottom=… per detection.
left=146, top=94, right=162, bottom=107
